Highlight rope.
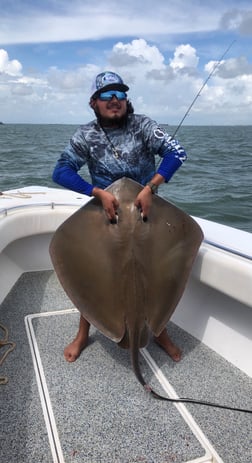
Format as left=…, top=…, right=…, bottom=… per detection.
left=0, top=323, right=16, bottom=384
left=0, top=191, right=46, bottom=199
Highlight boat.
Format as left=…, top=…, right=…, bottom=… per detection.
left=0, top=185, right=251, bottom=463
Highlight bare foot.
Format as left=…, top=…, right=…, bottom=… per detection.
left=154, top=329, right=182, bottom=362
left=64, top=337, right=88, bottom=362
left=64, top=316, right=90, bottom=362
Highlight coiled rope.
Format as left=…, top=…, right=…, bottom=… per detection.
left=0, top=323, right=16, bottom=384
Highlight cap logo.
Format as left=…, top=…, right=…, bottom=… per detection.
left=91, top=71, right=129, bottom=98
left=96, top=72, right=121, bottom=90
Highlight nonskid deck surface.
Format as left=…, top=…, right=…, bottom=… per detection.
left=0, top=271, right=251, bottom=463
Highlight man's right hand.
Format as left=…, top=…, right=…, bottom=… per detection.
left=92, top=187, right=119, bottom=223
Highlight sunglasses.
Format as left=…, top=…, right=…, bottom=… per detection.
left=98, top=90, right=127, bottom=101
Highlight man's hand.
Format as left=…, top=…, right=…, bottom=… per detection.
left=92, top=188, right=119, bottom=223
left=134, top=186, right=153, bottom=221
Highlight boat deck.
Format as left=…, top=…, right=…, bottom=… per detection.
left=0, top=271, right=251, bottom=463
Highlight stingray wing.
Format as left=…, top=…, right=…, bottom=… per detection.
left=135, top=190, right=203, bottom=336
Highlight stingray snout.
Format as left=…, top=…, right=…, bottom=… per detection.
left=109, top=204, right=148, bottom=224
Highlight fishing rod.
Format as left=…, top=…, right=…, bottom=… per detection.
left=171, top=39, right=236, bottom=139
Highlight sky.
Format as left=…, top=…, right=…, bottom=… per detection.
left=1, top=0, right=252, bottom=125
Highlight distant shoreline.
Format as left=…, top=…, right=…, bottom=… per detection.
left=0, top=122, right=252, bottom=127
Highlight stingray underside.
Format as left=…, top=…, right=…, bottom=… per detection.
left=49, top=177, right=203, bottom=349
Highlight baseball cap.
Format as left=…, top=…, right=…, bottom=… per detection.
left=91, top=71, right=129, bottom=99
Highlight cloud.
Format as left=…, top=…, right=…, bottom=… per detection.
left=108, top=41, right=200, bottom=86
left=1, top=29, right=252, bottom=125
left=145, top=44, right=200, bottom=83
left=0, top=49, right=22, bottom=76
left=47, top=64, right=99, bottom=94
left=205, top=55, right=252, bottom=79
left=0, top=9, right=169, bottom=45
left=109, top=39, right=165, bottom=71
left=169, top=44, right=199, bottom=70
left=0, top=1, right=224, bottom=45
left=238, top=11, right=252, bottom=35
left=146, top=68, right=175, bottom=82
left=167, top=44, right=200, bottom=78
left=48, top=67, right=88, bottom=91
left=220, top=8, right=252, bottom=35
left=11, top=84, right=33, bottom=96
left=216, top=56, right=252, bottom=78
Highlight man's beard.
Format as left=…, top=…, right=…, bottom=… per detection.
left=95, top=106, right=127, bottom=128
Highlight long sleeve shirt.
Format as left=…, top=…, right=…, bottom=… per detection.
left=52, top=114, right=187, bottom=196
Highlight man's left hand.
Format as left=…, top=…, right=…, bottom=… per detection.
left=134, top=186, right=153, bottom=221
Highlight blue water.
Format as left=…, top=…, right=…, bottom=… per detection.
left=0, top=124, right=251, bottom=232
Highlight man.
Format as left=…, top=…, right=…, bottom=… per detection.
left=53, top=71, right=187, bottom=363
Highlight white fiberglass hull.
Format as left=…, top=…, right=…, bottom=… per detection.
left=0, top=186, right=251, bottom=378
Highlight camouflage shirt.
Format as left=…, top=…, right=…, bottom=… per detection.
left=53, top=114, right=186, bottom=195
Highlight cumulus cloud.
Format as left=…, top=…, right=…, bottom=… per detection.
left=0, top=49, right=22, bottom=76
left=47, top=67, right=87, bottom=91
left=212, top=56, right=252, bottom=78
left=109, top=39, right=165, bottom=69
left=1, top=1, right=252, bottom=125
left=170, top=44, right=199, bottom=70
left=47, top=64, right=99, bottom=93
left=11, top=84, right=33, bottom=96
left=146, top=68, right=175, bottom=82
left=1, top=32, right=252, bottom=125
left=204, top=55, right=252, bottom=80
left=145, top=44, right=199, bottom=83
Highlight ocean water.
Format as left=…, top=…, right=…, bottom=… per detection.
left=0, top=123, right=251, bottom=233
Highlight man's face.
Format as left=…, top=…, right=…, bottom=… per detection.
left=92, top=93, right=127, bottom=126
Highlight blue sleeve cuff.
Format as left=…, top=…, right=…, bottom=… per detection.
left=157, top=155, right=183, bottom=182
left=52, top=165, right=94, bottom=196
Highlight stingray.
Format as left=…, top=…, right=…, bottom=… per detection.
left=50, top=177, right=203, bottom=399
left=49, top=178, right=252, bottom=414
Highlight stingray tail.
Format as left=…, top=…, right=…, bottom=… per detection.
left=129, top=325, right=163, bottom=398
left=129, top=330, right=252, bottom=413
left=130, top=327, right=148, bottom=389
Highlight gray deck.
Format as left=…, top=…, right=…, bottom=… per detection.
left=0, top=271, right=251, bottom=463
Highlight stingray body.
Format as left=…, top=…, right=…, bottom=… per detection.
left=50, top=178, right=203, bottom=394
